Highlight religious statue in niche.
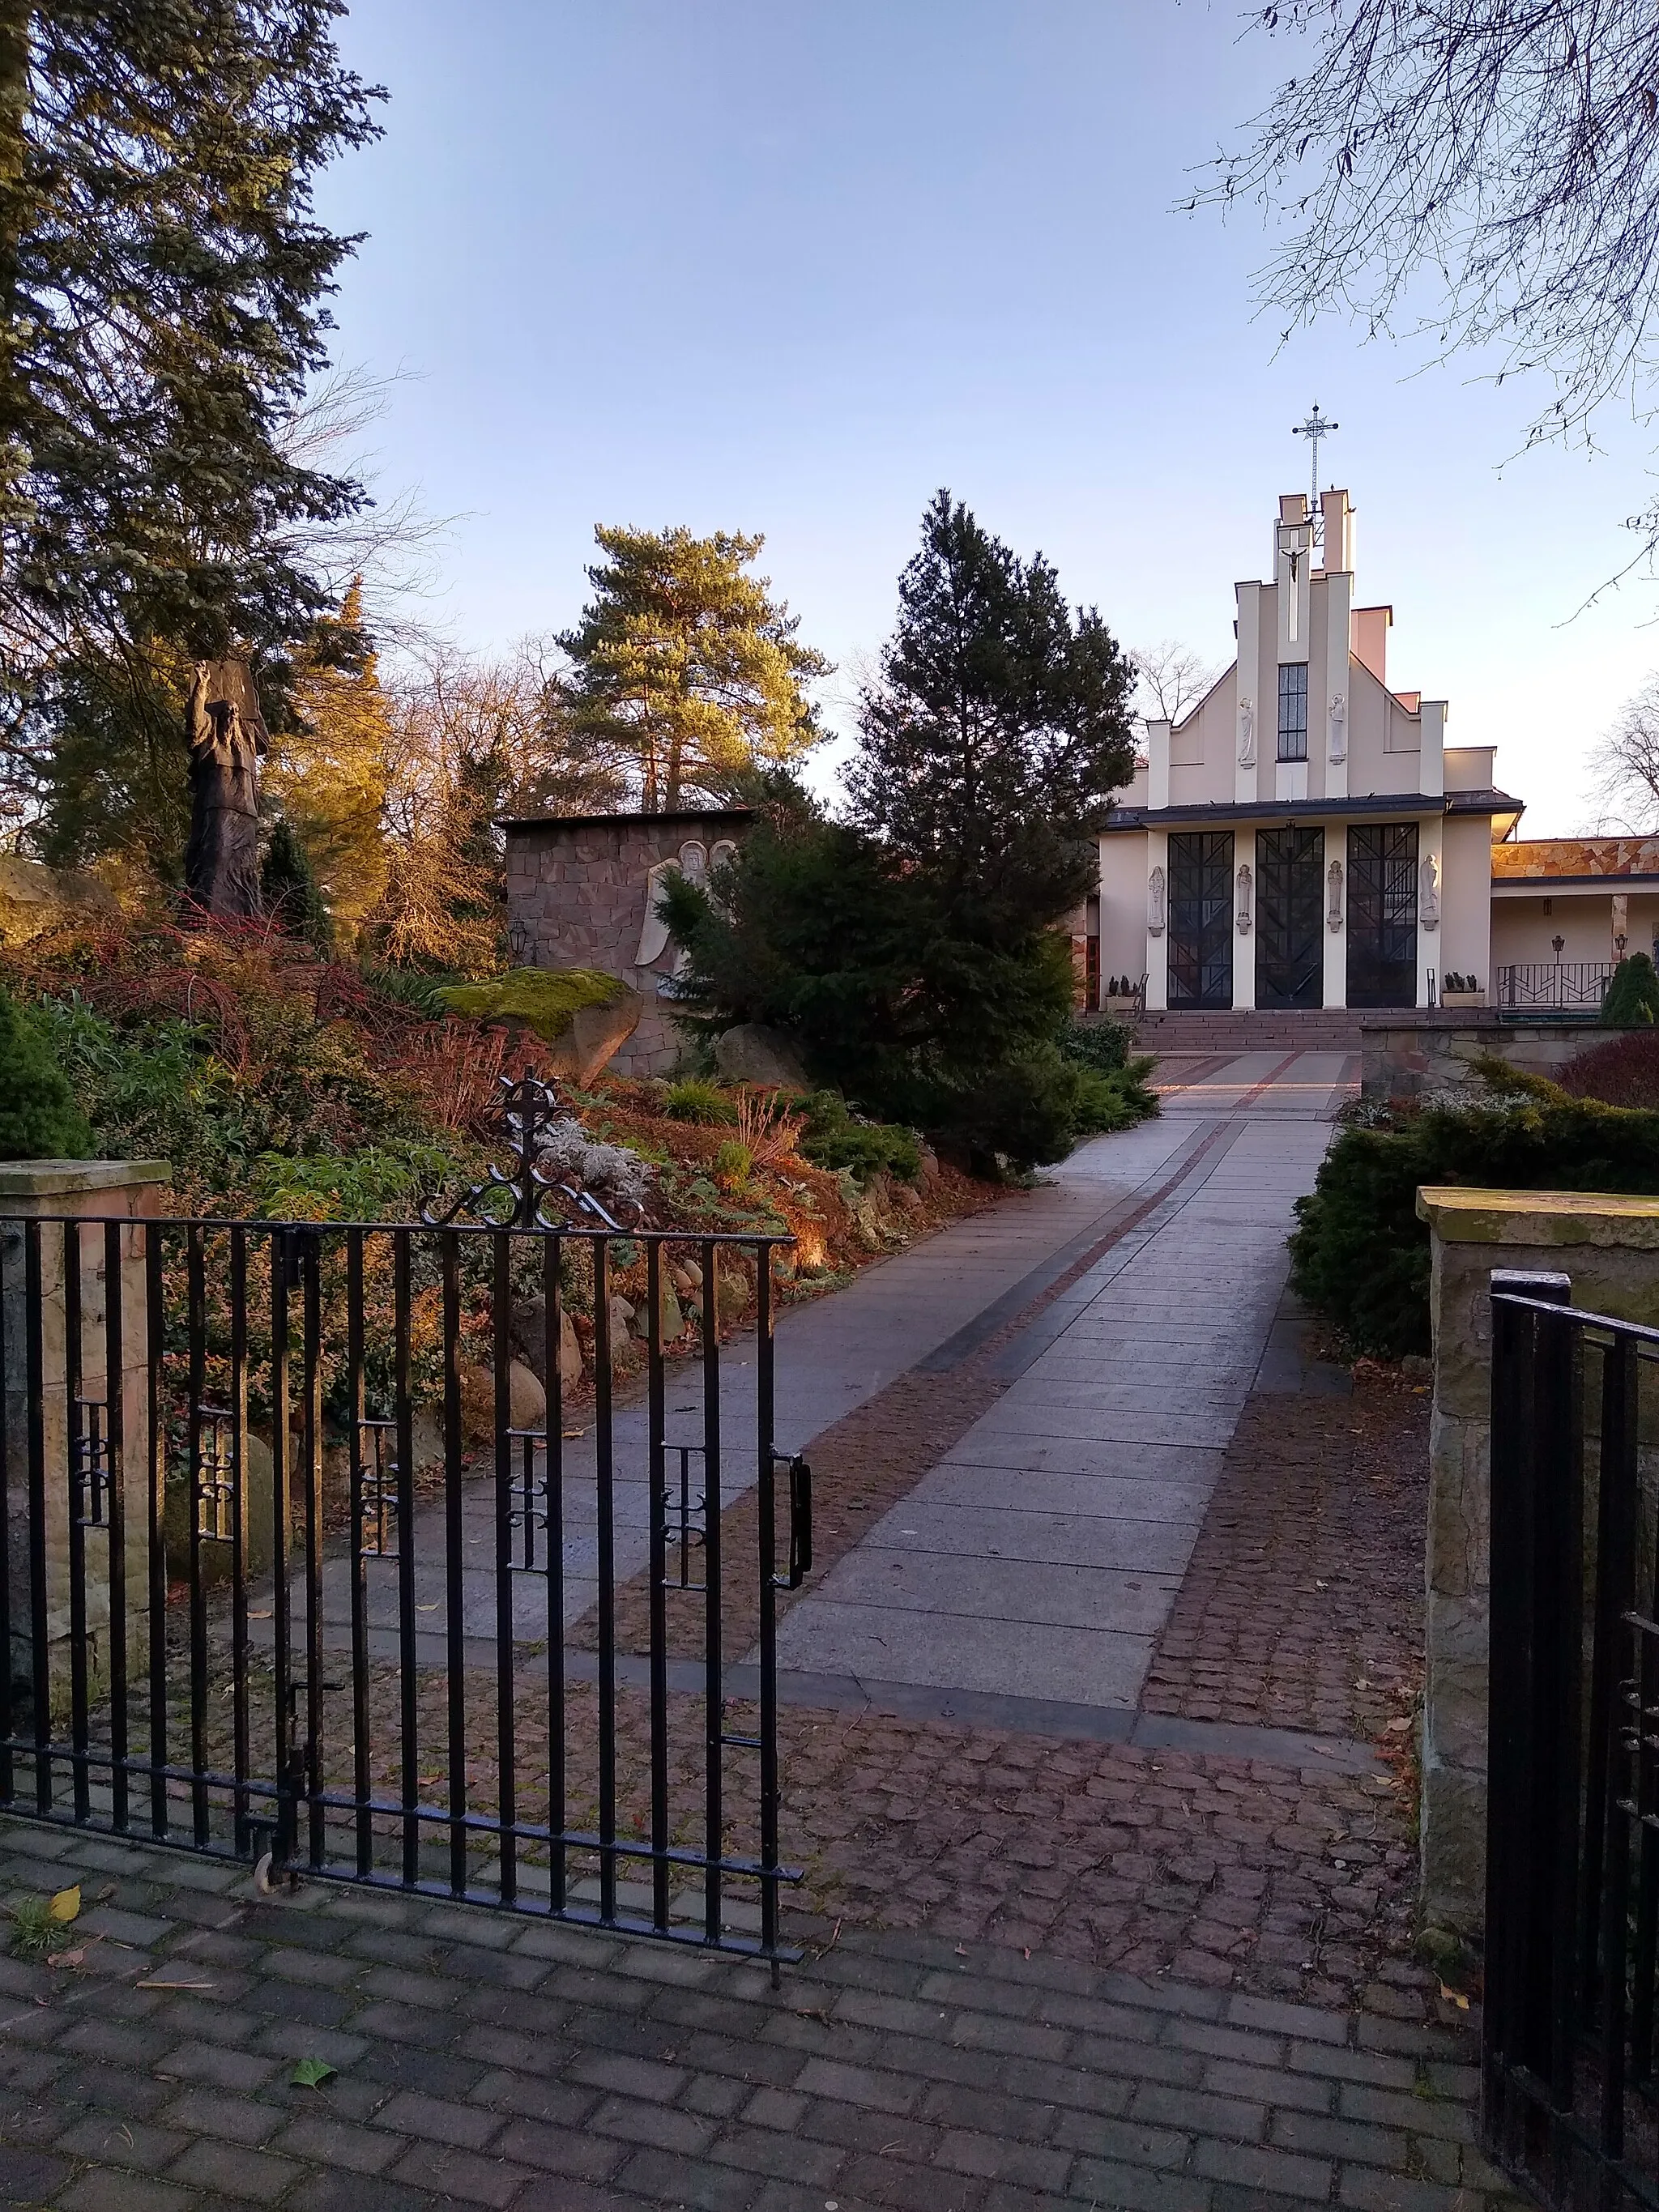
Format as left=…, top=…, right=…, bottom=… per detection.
left=1328, top=691, right=1346, bottom=764
left=1147, top=864, right=1166, bottom=936
left=184, top=658, right=268, bottom=917
left=1326, top=858, right=1344, bottom=932
left=1236, top=696, right=1255, bottom=769
left=1235, top=863, right=1252, bottom=935
left=1421, top=851, right=1440, bottom=931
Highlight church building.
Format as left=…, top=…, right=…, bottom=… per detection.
left=1097, top=487, right=1522, bottom=1020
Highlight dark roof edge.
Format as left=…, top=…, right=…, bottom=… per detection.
left=500, top=808, right=756, bottom=833
left=1100, top=789, right=1524, bottom=832
left=1492, top=871, right=1659, bottom=889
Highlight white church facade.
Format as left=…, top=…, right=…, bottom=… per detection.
left=1096, top=488, right=1523, bottom=1016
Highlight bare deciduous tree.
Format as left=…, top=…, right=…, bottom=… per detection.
left=1200, top=2, right=1659, bottom=548
left=1129, top=640, right=1219, bottom=727
left=1588, top=671, right=1659, bottom=831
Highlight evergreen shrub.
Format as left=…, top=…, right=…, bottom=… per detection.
left=795, top=1092, right=921, bottom=1183
left=1602, top=953, right=1659, bottom=1025
left=1060, top=1018, right=1131, bottom=1073
left=1290, top=1086, right=1659, bottom=1356
left=0, top=989, right=94, bottom=1159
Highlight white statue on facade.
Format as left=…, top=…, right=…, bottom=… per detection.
left=1148, top=864, right=1166, bottom=936
left=1421, top=851, right=1440, bottom=931
left=1327, top=859, right=1344, bottom=932
left=1237, top=696, right=1256, bottom=768
left=1236, top=863, right=1252, bottom=935
left=1328, top=691, right=1346, bottom=764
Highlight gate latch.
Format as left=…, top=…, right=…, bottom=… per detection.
left=772, top=1452, right=812, bottom=1590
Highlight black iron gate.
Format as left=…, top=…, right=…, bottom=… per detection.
left=1485, top=1271, right=1659, bottom=2205
left=0, top=1178, right=811, bottom=1965
left=1346, top=821, right=1418, bottom=1008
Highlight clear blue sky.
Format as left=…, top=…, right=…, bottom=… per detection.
left=315, top=0, right=1659, bottom=835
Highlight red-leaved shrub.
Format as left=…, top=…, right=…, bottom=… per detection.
left=1557, top=1029, right=1659, bottom=1107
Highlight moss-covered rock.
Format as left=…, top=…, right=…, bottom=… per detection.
left=437, top=966, right=625, bottom=1041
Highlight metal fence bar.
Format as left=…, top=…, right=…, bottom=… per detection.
left=24, top=1221, right=50, bottom=1818
left=594, top=1236, right=616, bottom=1924
left=144, top=1226, right=166, bottom=1838
left=346, top=1229, right=371, bottom=1877
left=492, top=1232, right=517, bottom=1909
left=702, top=1235, right=723, bottom=1946
left=228, top=1227, right=249, bottom=1858
left=441, top=1230, right=467, bottom=1896
left=63, top=1222, right=90, bottom=1823
left=394, top=1231, right=419, bottom=1887
left=544, top=1232, right=566, bottom=1916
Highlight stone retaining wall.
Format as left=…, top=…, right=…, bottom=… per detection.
left=1361, top=1020, right=1608, bottom=1103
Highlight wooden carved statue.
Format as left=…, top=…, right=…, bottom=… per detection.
left=184, top=658, right=269, bottom=917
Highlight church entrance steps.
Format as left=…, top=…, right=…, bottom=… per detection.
left=1133, top=1009, right=1367, bottom=1051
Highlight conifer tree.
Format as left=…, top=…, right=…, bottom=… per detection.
left=0, top=986, right=92, bottom=1159
left=849, top=490, right=1135, bottom=932
left=559, top=526, right=828, bottom=811
left=267, top=583, right=392, bottom=942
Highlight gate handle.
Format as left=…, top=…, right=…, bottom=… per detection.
left=774, top=1452, right=812, bottom=1589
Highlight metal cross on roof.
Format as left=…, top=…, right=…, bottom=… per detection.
left=1293, top=403, right=1338, bottom=522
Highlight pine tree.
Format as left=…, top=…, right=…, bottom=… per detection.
left=267, top=583, right=392, bottom=943
left=559, top=526, right=828, bottom=811
left=849, top=490, right=1135, bottom=931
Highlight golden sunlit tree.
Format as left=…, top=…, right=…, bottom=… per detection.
left=266, top=583, right=393, bottom=944
left=559, top=526, right=828, bottom=812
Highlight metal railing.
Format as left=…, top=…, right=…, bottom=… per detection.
left=1485, top=1272, right=1659, bottom=2205
left=0, top=1207, right=810, bottom=1967
left=1495, top=961, right=1612, bottom=1012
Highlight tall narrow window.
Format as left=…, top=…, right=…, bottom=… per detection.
left=1277, top=663, right=1308, bottom=761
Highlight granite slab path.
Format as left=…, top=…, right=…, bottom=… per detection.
left=767, top=1049, right=1358, bottom=1709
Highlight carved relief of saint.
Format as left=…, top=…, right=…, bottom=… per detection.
left=1236, top=863, right=1252, bottom=935
left=1237, top=696, right=1256, bottom=769
left=1328, top=691, right=1346, bottom=764
left=1148, top=864, right=1166, bottom=936
left=1327, top=859, right=1344, bottom=932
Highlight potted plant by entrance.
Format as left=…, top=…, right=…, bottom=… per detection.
left=1441, top=971, right=1486, bottom=1009
left=1103, top=974, right=1145, bottom=1016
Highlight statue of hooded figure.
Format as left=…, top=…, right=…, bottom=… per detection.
left=183, top=658, right=269, bottom=917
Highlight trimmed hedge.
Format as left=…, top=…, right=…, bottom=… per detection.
left=1290, top=1082, right=1659, bottom=1356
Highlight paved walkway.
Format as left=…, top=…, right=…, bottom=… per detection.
left=770, top=1051, right=1355, bottom=1709
left=0, top=1813, right=1520, bottom=2212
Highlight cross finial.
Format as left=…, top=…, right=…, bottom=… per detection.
left=1292, top=403, right=1338, bottom=530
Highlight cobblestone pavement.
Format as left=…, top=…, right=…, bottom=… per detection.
left=0, top=1815, right=1520, bottom=2212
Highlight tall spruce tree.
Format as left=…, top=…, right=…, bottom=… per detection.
left=849, top=490, right=1135, bottom=935
left=559, top=526, right=828, bottom=811
left=0, top=2, right=383, bottom=833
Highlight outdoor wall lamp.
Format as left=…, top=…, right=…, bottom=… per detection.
left=1617, top=932, right=1629, bottom=956
left=1552, top=935, right=1566, bottom=959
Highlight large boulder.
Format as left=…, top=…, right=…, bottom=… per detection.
left=714, top=1022, right=809, bottom=1089
left=545, top=987, right=643, bottom=1085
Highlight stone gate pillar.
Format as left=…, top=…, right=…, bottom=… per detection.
left=0, top=1160, right=170, bottom=1720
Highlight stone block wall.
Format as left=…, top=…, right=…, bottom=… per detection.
left=1361, top=1019, right=1609, bottom=1105
left=503, top=810, right=752, bottom=1078
left=1416, top=1187, right=1659, bottom=1938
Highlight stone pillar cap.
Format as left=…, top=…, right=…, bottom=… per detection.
left=1417, top=1186, right=1659, bottom=1247
left=0, top=1160, right=171, bottom=1198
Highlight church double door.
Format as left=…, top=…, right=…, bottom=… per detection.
left=1255, top=827, right=1324, bottom=1009
left=1168, top=831, right=1233, bottom=1008
left=1346, top=822, right=1418, bottom=1008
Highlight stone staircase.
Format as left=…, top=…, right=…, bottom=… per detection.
left=1132, top=1009, right=1367, bottom=1053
